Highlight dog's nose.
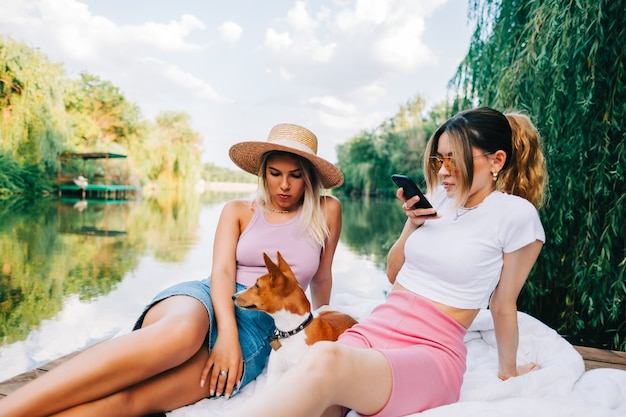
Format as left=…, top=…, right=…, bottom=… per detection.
left=231, top=294, right=237, bottom=300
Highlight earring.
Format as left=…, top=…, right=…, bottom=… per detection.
left=492, top=171, right=498, bottom=182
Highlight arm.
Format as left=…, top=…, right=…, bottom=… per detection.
left=489, top=239, right=543, bottom=380
left=386, top=189, right=427, bottom=283
left=201, top=200, right=248, bottom=396
left=309, top=196, right=342, bottom=309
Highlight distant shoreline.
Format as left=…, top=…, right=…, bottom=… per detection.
left=202, top=181, right=257, bottom=192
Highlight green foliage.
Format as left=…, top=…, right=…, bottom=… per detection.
left=0, top=36, right=205, bottom=194
left=454, top=0, right=625, bottom=350
left=132, top=111, right=202, bottom=187
left=201, top=163, right=257, bottom=183
left=64, top=73, right=145, bottom=151
left=336, top=95, right=446, bottom=196
left=0, top=152, right=53, bottom=195
left=0, top=35, right=69, bottom=176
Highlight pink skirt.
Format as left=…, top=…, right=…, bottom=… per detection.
left=338, top=290, right=467, bottom=417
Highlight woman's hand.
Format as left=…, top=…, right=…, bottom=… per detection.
left=397, top=189, right=437, bottom=223
left=200, top=333, right=243, bottom=399
left=498, top=362, right=541, bottom=380
left=517, top=362, right=541, bottom=376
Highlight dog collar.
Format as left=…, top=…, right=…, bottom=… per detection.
left=269, top=313, right=314, bottom=341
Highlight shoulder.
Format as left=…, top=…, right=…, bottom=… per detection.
left=223, top=199, right=253, bottom=211
left=320, top=195, right=342, bottom=217
left=490, top=192, right=537, bottom=216
left=320, top=195, right=342, bottom=230
left=221, top=199, right=256, bottom=220
left=320, top=194, right=342, bottom=209
left=488, top=192, right=545, bottom=246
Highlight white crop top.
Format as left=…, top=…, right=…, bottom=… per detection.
left=396, top=189, right=545, bottom=309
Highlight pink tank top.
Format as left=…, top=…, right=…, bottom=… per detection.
left=235, top=208, right=322, bottom=288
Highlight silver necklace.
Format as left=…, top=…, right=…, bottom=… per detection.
left=454, top=204, right=480, bottom=221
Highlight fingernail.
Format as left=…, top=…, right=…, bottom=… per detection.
left=209, top=389, right=214, bottom=396
left=225, top=393, right=230, bottom=400
left=200, top=380, right=205, bottom=388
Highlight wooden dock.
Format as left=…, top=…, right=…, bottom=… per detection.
left=573, top=346, right=626, bottom=371
left=1, top=346, right=625, bottom=399
left=58, top=183, right=139, bottom=200
left=56, top=152, right=139, bottom=200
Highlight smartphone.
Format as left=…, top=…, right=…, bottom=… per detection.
left=391, top=174, right=436, bottom=215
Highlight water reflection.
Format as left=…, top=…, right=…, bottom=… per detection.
left=0, top=191, right=243, bottom=378
left=0, top=193, right=403, bottom=381
left=339, top=196, right=407, bottom=269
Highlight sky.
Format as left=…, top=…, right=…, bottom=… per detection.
left=0, top=0, right=474, bottom=169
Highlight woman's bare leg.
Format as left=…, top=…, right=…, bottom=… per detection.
left=50, top=345, right=213, bottom=417
left=229, top=341, right=393, bottom=417
left=0, top=296, right=209, bottom=417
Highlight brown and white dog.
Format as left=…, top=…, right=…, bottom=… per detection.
left=233, top=251, right=358, bottom=385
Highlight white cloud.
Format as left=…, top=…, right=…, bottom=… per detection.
left=128, top=14, right=206, bottom=51
left=217, top=21, right=242, bottom=44
left=353, top=82, right=388, bottom=104
left=261, top=0, right=444, bottom=91
left=309, top=95, right=356, bottom=115
left=373, top=15, right=435, bottom=71
left=287, top=1, right=318, bottom=31
left=138, top=58, right=229, bottom=103
left=1, top=0, right=206, bottom=55
left=352, top=0, right=393, bottom=25
left=264, top=27, right=292, bottom=51
left=164, top=66, right=228, bottom=102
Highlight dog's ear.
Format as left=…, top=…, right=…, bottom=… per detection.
left=276, top=251, right=288, bottom=270
left=263, top=253, right=282, bottom=281
left=275, top=251, right=295, bottom=275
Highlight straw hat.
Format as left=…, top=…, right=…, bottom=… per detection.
left=228, top=123, right=344, bottom=189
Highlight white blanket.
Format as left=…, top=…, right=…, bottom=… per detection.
left=167, top=294, right=626, bottom=417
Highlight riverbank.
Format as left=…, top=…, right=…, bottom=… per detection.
left=200, top=181, right=257, bottom=192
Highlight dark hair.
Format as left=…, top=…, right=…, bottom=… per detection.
left=424, top=107, right=546, bottom=207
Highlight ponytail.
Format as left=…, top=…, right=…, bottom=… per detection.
left=500, top=113, right=548, bottom=208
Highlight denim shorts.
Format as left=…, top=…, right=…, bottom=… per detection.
left=133, top=278, right=276, bottom=396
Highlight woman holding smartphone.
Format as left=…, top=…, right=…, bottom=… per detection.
left=228, top=107, right=547, bottom=417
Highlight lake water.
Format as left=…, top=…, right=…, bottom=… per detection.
left=0, top=192, right=401, bottom=381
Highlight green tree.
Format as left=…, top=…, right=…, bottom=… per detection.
left=64, top=73, right=144, bottom=151
left=454, top=0, right=625, bottom=349
left=0, top=36, right=207, bottom=194
left=336, top=95, right=437, bottom=196
left=201, top=163, right=257, bottom=183
left=140, top=111, right=202, bottom=186
left=0, top=35, right=69, bottom=181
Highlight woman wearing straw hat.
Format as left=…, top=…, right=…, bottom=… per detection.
left=0, top=123, right=344, bottom=417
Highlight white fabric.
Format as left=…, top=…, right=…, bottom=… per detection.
left=397, top=191, right=545, bottom=309
left=167, top=294, right=626, bottom=417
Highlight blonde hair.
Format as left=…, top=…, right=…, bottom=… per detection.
left=500, top=113, right=547, bottom=208
left=253, top=151, right=330, bottom=247
left=424, top=107, right=547, bottom=208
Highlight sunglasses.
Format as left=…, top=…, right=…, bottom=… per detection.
left=428, top=152, right=493, bottom=173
